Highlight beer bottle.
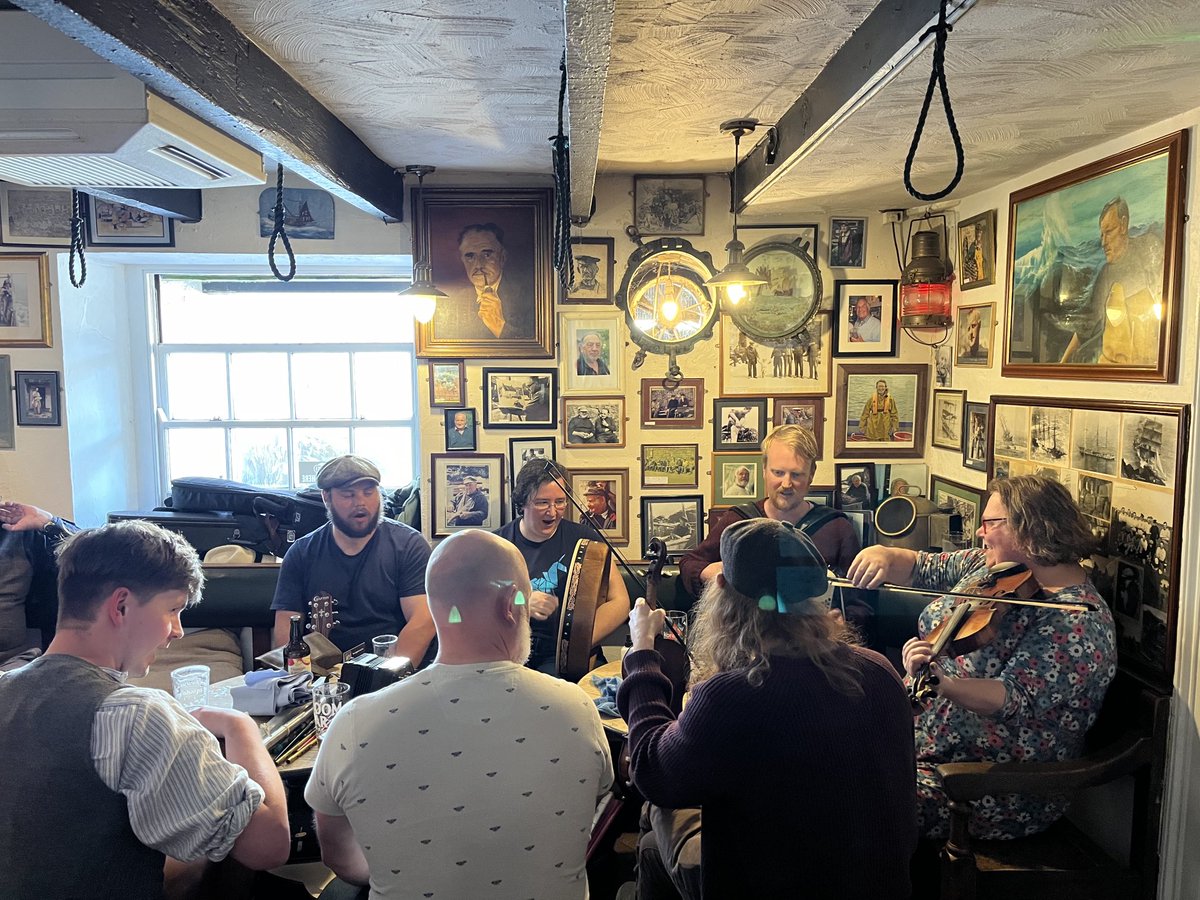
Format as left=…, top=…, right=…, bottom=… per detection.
left=284, top=615, right=311, bottom=675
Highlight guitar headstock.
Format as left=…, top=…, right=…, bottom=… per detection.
left=308, top=591, right=339, bottom=638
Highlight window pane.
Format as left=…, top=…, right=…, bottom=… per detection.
left=166, top=428, right=226, bottom=482
left=293, top=353, right=351, bottom=419
left=165, top=354, right=227, bottom=420
left=354, top=351, right=413, bottom=419
left=230, top=353, right=291, bottom=420
left=294, top=428, right=350, bottom=487
left=230, top=428, right=288, bottom=487
left=354, top=427, right=414, bottom=486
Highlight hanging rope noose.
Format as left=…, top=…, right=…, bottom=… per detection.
left=903, top=0, right=965, bottom=202
left=550, top=51, right=575, bottom=289
left=268, top=163, right=296, bottom=282
left=68, top=189, right=87, bottom=288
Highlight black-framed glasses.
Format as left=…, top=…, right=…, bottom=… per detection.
left=980, top=517, right=1008, bottom=533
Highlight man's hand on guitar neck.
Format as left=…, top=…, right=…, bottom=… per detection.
left=629, top=598, right=665, bottom=653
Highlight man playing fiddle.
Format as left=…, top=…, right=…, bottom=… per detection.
left=848, top=475, right=1117, bottom=840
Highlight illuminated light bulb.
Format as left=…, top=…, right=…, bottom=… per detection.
left=725, top=284, right=747, bottom=304
left=411, top=295, right=437, bottom=324
left=660, top=297, right=679, bottom=324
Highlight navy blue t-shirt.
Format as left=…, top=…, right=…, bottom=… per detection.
left=271, top=519, right=432, bottom=657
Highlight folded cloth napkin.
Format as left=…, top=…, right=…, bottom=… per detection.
left=231, top=670, right=313, bottom=716
left=590, top=674, right=622, bottom=718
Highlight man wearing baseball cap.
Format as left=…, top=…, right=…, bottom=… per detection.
left=270, top=455, right=435, bottom=663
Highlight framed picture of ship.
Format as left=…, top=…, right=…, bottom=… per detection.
left=256, top=187, right=335, bottom=240
left=640, top=495, right=704, bottom=560
left=989, top=395, right=1189, bottom=689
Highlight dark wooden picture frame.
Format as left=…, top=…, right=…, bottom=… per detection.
left=958, top=209, right=996, bottom=290
left=963, top=400, right=989, bottom=471
left=931, top=389, right=967, bottom=452
left=508, top=436, right=556, bottom=482
left=569, top=467, right=630, bottom=545
left=640, top=494, right=704, bottom=560
left=428, top=360, right=466, bottom=407
left=481, top=367, right=557, bottom=429
left=641, top=377, right=704, bottom=428
left=443, top=407, right=477, bottom=451
left=565, top=236, right=615, bottom=304
left=430, top=452, right=505, bottom=537
left=829, top=216, right=867, bottom=268
left=929, top=475, right=985, bottom=548
left=835, top=463, right=878, bottom=511
left=641, top=443, right=699, bottom=489
left=834, top=363, right=929, bottom=459
left=713, top=398, right=768, bottom=452
left=562, top=396, right=625, bottom=449
left=633, top=175, right=706, bottom=235
left=14, top=369, right=61, bottom=426
left=772, top=397, right=825, bottom=460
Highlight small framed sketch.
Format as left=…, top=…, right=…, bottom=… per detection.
left=931, top=389, right=966, bottom=452
left=443, top=407, right=477, bottom=451
left=565, top=237, right=615, bottom=304
left=14, top=370, right=61, bottom=426
left=712, top=452, right=763, bottom=506
left=713, top=398, right=768, bottom=452
left=430, top=453, right=504, bottom=537
left=86, top=197, right=175, bottom=247
left=641, top=377, right=704, bottom=428
left=963, top=401, right=989, bottom=471
left=956, top=302, right=996, bottom=367
left=0, top=186, right=71, bottom=247
left=640, top=495, right=704, bottom=560
left=508, top=436, right=556, bottom=481
left=561, top=310, right=623, bottom=394
left=562, top=396, right=625, bottom=449
left=958, top=209, right=996, bottom=290
left=634, top=175, right=706, bottom=235
left=0, top=356, right=13, bottom=449
left=570, top=468, right=630, bottom=545
left=641, top=443, right=699, bottom=489
left=829, top=216, right=867, bottom=268
left=833, top=280, right=898, bottom=356
left=772, top=397, right=825, bottom=460
left=482, top=367, right=557, bottom=429
left=428, top=360, right=466, bottom=407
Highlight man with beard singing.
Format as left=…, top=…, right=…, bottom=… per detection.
left=271, top=455, right=436, bottom=665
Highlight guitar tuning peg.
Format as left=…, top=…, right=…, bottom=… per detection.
left=330, top=599, right=339, bottom=606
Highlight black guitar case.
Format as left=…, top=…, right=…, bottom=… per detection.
left=166, top=477, right=328, bottom=556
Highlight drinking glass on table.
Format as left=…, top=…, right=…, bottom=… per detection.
left=170, top=664, right=210, bottom=711
left=663, top=611, right=688, bottom=643
left=372, top=634, right=399, bottom=658
left=312, top=682, right=351, bottom=739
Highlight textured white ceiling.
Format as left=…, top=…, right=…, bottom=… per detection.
left=206, top=0, right=1200, bottom=212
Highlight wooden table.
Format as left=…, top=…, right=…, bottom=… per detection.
left=577, top=658, right=627, bottom=736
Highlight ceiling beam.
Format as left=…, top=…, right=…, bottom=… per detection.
left=565, top=0, right=615, bottom=221
left=737, top=0, right=976, bottom=210
left=12, top=0, right=404, bottom=222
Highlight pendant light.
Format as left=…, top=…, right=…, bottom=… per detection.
left=706, top=118, right=768, bottom=308
left=397, top=164, right=446, bottom=324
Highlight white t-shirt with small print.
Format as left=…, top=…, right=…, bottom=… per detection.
left=306, top=660, right=613, bottom=899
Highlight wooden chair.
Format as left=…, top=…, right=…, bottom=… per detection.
left=936, top=670, right=1169, bottom=900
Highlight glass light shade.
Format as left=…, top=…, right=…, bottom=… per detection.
left=900, top=231, right=953, bottom=328
left=399, top=260, right=447, bottom=324
left=706, top=239, right=767, bottom=306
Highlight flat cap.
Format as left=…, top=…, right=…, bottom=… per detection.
left=316, top=455, right=381, bottom=490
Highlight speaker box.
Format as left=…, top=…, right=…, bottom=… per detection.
left=875, top=495, right=941, bottom=550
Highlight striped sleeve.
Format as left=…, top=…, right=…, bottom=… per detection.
left=91, top=687, right=265, bottom=862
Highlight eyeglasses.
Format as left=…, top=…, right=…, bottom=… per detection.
left=980, top=517, right=1008, bottom=534
left=530, top=499, right=569, bottom=512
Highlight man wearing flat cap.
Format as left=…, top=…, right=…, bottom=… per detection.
left=580, top=481, right=616, bottom=530
left=446, top=474, right=490, bottom=527
left=270, top=455, right=435, bottom=664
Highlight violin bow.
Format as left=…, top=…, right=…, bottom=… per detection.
left=824, top=573, right=1100, bottom=613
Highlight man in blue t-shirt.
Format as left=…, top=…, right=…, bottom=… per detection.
left=271, top=455, right=435, bottom=665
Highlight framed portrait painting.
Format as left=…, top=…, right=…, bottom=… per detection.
left=957, top=209, right=996, bottom=290
left=570, top=468, right=630, bottom=545
left=430, top=453, right=504, bottom=537
left=931, top=389, right=966, bottom=452
left=428, top=360, right=465, bottom=407
left=713, top=399, right=768, bottom=452
left=560, top=310, right=623, bottom=394
left=829, top=216, right=867, bottom=268
left=772, top=397, right=825, bottom=459
left=963, top=401, right=990, bottom=472
left=508, top=436, right=556, bottom=482
left=565, top=237, right=615, bottom=304
left=641, top=378, right=704, bottom=428
left=0, top=186, right=71, bottom=247
left=416, top=187, right=555, bottom=358
left=562, top=396, right=625, bottom=449
left=0, top=254, right=52, bottom=347
left=720, top=312, right=832, bottom=398
left=738, top=223, right=819, bottom=261
left=641, top=443, right=699, bottom=489
left=955, top=302, right=995, bottom=367
left=712, top=452, right=763, bottom=507
left=1002, top=130, right=1186, bottom=382
left=834, top=364, right=928, bottom=459
left=443, top=407, right=477, bottom=451
left=640, top=495, right=704, bottom=560
left=481, top=367, right=556, bottom=429
left=832, top=280, right=898, bottom=356
left=634, top=176, right=705, bottom=235
left=86, top=197, right=175, bottom=247
left=14, top=370, right=60, bottom=426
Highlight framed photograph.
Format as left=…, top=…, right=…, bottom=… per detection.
left=14, top=370, right=60, bottom=426
left=0, top=254, right=52, bottom=347
left=570, top=468, right=630, bottom=545
left=930, top=475, right=985, bottom=547
left=833, top=280, right=898, bottom=356
left=829, top=216, right=867, bottom=268
left=634, top=175, right=705, bottom=235
left=562, top=396, right=625, bottom=449
left=641, top=443, right=699, bottom=489
left=882, top=463, right=929, bottom=500
left=560, top=310, right=623, bottom=394
left=713, top=399, right=768, bottom=452
left=482, top=367, right=556, bottom=429
left=256, top=187, right=334, bottom=240
left=508, top=436, right=556, bottom=481
left=836, top=463, right=878, bottom=511
left=640, top=495, right=704, bottom=560
left=417, top=187, right=555, bottom=358
left=1003, top=130, right=1186, bottom=382
left=772, top=397, right=825, bottom=460
left=712, top=452, right=763, bottom=506
left=0, top=186, right=71, bottom=247
left=85, top=197, right=175, bottom=247
left=738, top=223, right=819, bottom=260
left=835, top=364, right=929, bottom=459
left=428, top=360, right=466, bottom=407
left=443, top=407, right=477, bottom=451
left=934, top=342, right=954, bottom=387
left=641, top=377, right=704, bottom=428
left=807, top=487, right=836, bottom=507
left=565, top=237, right=615, bottom=303
left=932, top=389, right=966, bottom=452
left=955, top=302, right=996, bottom=367
left=958, top=209, right=996, bottom=290
left=963, top=401, right=990, bottom=471
left=430, top=453, right=504, bottom=537
left=0, top=356, right=12, bottom=449
left=720, top=312, right=832, bottom=397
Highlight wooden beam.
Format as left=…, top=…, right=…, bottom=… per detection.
left=737, top=0, right=976, bottom=209
left=12, top=0, right=404, bottom=222
left=565, top=0, right=615, bottom=221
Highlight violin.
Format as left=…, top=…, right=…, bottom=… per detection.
left=908, top=563, right=1047, bottom=709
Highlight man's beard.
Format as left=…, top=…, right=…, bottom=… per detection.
left=513, top=615, right=533, bottom=665
left=329, top=505, right=381, bottom=539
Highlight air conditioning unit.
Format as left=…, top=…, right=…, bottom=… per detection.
left=0, top=11, right=264, bottom=189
